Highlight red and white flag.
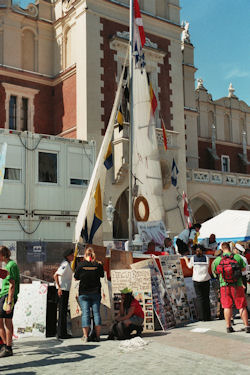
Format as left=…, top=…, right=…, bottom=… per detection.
left=183, top=191, right=192, bottom=228
left=133, top=0, right=146, bottom=67
left=161, top=119, right=168, bottom=151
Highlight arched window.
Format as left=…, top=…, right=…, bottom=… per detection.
left=22, top=29, right=35, bottom=71
left=208, top=111, right=214, bottom=138
left=239, top=118, right=246, bottom=142
left=224, top=114, right=231, bottom=142
left=64, top=28, right=71, bottom=69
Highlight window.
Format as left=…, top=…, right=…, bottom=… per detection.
left=2, top=83, right=38, bottom=132
left=9, top=96, right=17, bottom=130
left=4, top=168, right=21, bottom=181
left=221, top=155, right=230, bottom=172
left=21, top=98, right=28, bottom=131
left=70, top=178, right=89, bottom=186
left=38, top=152, right=58, bottom=183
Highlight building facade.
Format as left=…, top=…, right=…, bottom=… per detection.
left=0, top=0, right=249, bottom=242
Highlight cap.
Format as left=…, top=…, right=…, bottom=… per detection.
left=235, top=243, right=245, bottom=253
left=120, top=287, right=133, bottom=294
left=63, top=248, right=74, bottom=259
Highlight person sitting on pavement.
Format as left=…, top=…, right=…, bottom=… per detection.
left=108, top=288, right=144, bottom=340
left=199, top=234, right=218, bottom=254
left=176, top=223, right=201, bottom=255
left=0, top=246, right=20, bottom=358
left=184, top=244, right=211, bottom=321
left=163, top=237, right=176, bottom=255
left=53, top=248, right=74, bottom=339
left=212, top=241, right=250, bottom=334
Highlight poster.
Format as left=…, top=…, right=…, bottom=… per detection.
left=131, top=259, right=175, bottom=330
left=111, top=269, right=154, bottom=332
left=159, top=255, right=191, bottom=325
left=13, top=282, right=48, bottom=339
left=137, top=220, right=168, bottom=246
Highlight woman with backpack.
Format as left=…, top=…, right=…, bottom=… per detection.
left=184, top=244, right=211, bottom=321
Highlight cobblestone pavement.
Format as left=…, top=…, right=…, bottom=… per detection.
left=1, top=319, right=250, bottom=375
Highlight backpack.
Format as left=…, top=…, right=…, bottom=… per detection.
left=216, top=254, right=242, bottom=284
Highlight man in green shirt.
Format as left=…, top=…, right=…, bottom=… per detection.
left=0, top=246, right=20, bottom=357
left=212, top=242, right=250, bottom=334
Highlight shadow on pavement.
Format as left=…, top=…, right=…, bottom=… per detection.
left=0, top=350, right=95, bottom=373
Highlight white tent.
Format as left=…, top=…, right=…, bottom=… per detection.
left=199, top=210, right=250, bottom=242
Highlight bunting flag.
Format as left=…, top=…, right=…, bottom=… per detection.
left=150, top=83, right=157, bottom=115
left=117, top=105, right=124, bottom=132
left=104, top=142, right=113, bottom=170
left=89, top=180, right=103, bottom=244
left=0, top=143, right=7, bottom=195
left=133, top=0, right=146, bottom=68
left=161, top=119, right=168, bottom=151
left=171, top=158, right=179, bottom=187
left=183, top=191, right=192, bottom=228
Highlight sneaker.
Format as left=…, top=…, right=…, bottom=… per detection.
left=226, top=326, right=235, bottom=333
left=80, top=336, right=89, bottom=343
left=245, top=326, right=250, bottom=333
left=0, top=347, right=13, bottom=357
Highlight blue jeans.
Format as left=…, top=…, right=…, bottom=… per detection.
left=78, top=293, right=102, bottom=328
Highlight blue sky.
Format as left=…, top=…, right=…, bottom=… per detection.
left=180, top=0, right=250, bottom=105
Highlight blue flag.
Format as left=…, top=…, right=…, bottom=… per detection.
left=171, top=158, right=179, bottom=187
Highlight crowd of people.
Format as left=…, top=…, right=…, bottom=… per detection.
left=0, top=231, right=249, bottom=357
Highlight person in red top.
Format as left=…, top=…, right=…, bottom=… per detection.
left=116, top=288, right=144, bottom=332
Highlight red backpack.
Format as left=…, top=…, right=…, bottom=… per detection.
left=216, top=254, right=242, bottom=284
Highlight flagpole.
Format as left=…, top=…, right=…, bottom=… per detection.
left=128, top=0, right=134, bottom=250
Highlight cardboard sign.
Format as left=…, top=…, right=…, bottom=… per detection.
left=111, top=269, right=154, bottom=332
left=13, top=282, right=48, bottom=339
left=110, top=249, right=133, bottom=270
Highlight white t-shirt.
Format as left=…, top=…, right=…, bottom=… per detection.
left=178, top=229, right=196, bottom=244
left=55, top=260, right=73, bottom=291
left=187, top=255, right=211, bottom=282
left=239, top=254, right=248, bottom=276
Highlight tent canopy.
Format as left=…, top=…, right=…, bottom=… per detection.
left=199, top=210, right=250, bottom=242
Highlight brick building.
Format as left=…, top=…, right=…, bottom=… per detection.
left=0, top=0, right=249, bottom=241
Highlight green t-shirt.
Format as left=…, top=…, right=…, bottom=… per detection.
left=0, top=260, right=20, bottom=299
left=212, top=252, right=246, bottom=287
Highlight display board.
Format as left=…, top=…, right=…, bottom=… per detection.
left=184, top=277, right=198, bottom=320
left=159, top=255, right=191, bottom=325
left=69, top=272, right=112, bottom=337
left=131, top=259, right=175, bottom=330
left=209, top=279, right=219, bottom=319
left=110, top=249, right=133, bottom=270
left=111, top=269, right=154, bottom=332
left=13, top=282, right=48, bottom=339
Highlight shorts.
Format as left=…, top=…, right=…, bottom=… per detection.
left=220, top=285, right=247, bottom=309
left=0, top=295, right=16, bottom=319
left=129, top=315, right=144, bottom=326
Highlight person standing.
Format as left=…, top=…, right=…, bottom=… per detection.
left=74, top=247, right=104, bottom=343
left=184, top=244, right=211, bottom=321
left=0, top=246, right=20, bottom=357
left=212, top=242, right=250, bottom=333
left=176, top=223, right=201, bottom=255
left=54, top=248, right=74, bottom=339
left=233, top=243, right=249, bottom=292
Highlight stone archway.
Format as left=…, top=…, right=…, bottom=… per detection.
left=232, top=198, right=250, bottom=211
left=113, top=188, right=129, bottom=239
left=190, top=194, right=218, bottom=224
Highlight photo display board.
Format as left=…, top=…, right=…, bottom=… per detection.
left=184, top=277, right=198, bottom=320
left=131, top=259, right=175, bottom=330
left=159, top=255, right=191, bottom=325
left=111, top=269, right=154, bottom=332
